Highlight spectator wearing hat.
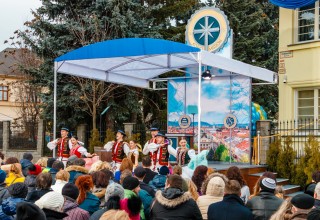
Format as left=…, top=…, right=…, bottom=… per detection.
left=15, top=202, right=46, bottom=220
left=0, top=182, right=28, bottom=220
left=65, top=158, right=89, bottom=183
left=246, top=177, right=284, bottom=220
left=208, top=180, right=253, bottom=220
left=90, top=183, right=125, bottom=220
left=62, top=183, right=90, bottom=220
left=47, top=127, right=71, bottom=166
left=150, top=174, right=202, bottom=220
left=197, top=173, right=228, bottom=220
left=51, top=170, right=70, bottom=194
left=289, top=194, right=315, bottom=219
left=141, top=156, right=157, bottom=184
left=142, top=132, right=172, bottom=171
left=121, top=176, right=145, bottom=220
left=149, top=165, right=170, bottom=192
left=24, top=164, right=42, bottom=193
left=26, top=172, right=53, bottom=203
left=66, top=155, right=78, bottom=168
left=0, top=170, right=10, bottom=204
left=103, top=130, right=130, bottom=169
left=134, top=166, right=155, bottom=197
left=20, top=152, right=33, bottom=177
left=35, top=191, right=68, bottom=219
left=42, top=157, right=56, bottom=173
left=75, top=175, right=100, bottom=215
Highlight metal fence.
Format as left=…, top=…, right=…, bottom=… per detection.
left=9, top=122, right=37, bottom=149
left=271, top=118, right=320, bottom=159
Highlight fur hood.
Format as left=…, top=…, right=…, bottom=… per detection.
left=201, top=172, right=228, bottom=195
left=65, top=165, right=88, bottom=174
left=155, top=188, right=192, bottom=208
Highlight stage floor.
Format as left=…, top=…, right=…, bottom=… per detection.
left=207, top=162, right=267, bottom=171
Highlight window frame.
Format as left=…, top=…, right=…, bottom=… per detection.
left=295, top=0, right=320, bottom=43
left=0, top=86, right=9, bottom=101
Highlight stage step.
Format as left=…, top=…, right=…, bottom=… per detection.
left=249, top=172, right=277, bottom=177
left=285, top=191, right=304, bottom=198
left=282, top=185, right=301, bottom=195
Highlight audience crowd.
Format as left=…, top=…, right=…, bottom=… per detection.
left=0, top=152, right=320, bottom=220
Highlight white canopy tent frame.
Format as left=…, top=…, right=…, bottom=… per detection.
left=53, top=38, right=276, bottom=157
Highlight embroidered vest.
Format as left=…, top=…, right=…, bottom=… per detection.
left=57, top=138, right=70, bottom=158
left=112, top=141, right=125, bottom=163
left=70, top=145, right=82, bottom=158
left=177, top=148, right=190, bottom=166
left=149, top=140, right=169, bottom=167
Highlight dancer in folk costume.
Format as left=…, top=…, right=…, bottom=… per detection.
left=142, top=132, right=173, bottom=171
left=128, top=140, right=140, bottom=168
left=47, top=127, right=71, bottom=165
left=68, top=136, right=95, bottom=158
left=143, top=127, right=159, bottom=152
left=103, top=130, right=130, bottom=170
left=168, top=138, right=209, bottom=179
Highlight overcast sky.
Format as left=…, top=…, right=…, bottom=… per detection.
left=0, top=0, right=42, bottom=51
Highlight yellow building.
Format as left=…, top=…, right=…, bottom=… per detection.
left=278, top=1, right=320, bottom=127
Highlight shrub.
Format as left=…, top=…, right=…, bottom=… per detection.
left=276, top=137, right=296, bottom=180
left=304, top=136, right=320, bottom=183
left=267, top=137, right=281, bottom=172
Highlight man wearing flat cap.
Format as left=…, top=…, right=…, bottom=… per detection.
left=47, top=127, right=71, bottom=165
left=289, top=193, right=314, bottom=219
left=142, top=132, right=173, bottom=171
left=103, top=130, right=129, bottom=169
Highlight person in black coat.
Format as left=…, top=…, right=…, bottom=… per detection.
left=134, top=166, right=155, bottom=197
left=26, top=173, right=53, bottom=203
left=141, top=156, right=157, bottom=184
left=150, top=174, right=202, bottom=220
left=208, top=180, right=253, bottom=220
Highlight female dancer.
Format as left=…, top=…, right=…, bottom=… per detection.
left=69, top=136, right=94, bottom=158
left=128, top=140, right=140, bottom=168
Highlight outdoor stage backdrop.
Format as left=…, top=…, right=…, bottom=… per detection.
left=168, top=75, right=251, bottom=163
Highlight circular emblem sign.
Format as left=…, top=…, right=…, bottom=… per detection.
left=178, top=115, right=192, bottom=129
left=186, top=7, right=230, bottom=52
left=224, top=114, right=237, bottom=129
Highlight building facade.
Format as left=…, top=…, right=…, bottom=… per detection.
left=278, top=1, right=320, bottom=128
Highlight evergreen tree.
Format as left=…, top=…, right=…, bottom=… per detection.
left=215, top=0, right=279, bottom=119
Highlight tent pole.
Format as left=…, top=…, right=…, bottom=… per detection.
left=197, top=52, right=202, bottom=155
left=53, top=62, right=57, bottom=158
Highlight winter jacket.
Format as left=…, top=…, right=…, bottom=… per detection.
left=143, top=168, right=157, bottom=184
left=123, top=189, right=145, bottom=220
left=315, top=199, right=320, bottom=208
left=20, top=159, right=33, bottom=177
left=92, top=187, right=106, bottom=207
left=150, top=187, right=203, bottom=220
left=63, top=196, right=90, bottom=220
left=89, top=208, right=107, bottom=220
left=65, top=165, right=88, bottom=183
left=51, top=180, right=68, bottom=194
left=149, top=175, right=167, bottom=192
left=140, top=181, right=155, bottom=197
left=207, top=194, right=253, bottom=220
left=5, top=172, right=25, bottom=187
left=304, top=182, right=316, bottom=197
left=0, top=197, right=26, bottom=220
left=79, top=192, right=100, bottom=215
left=26, top=188, right=52, bottom=203
left=246, top=191, right=284, bottom=220
left=139, top=189, right=153, bottom=220
left=49, top=168, right=59, bottom=185
left=0, top=183, right=10, bottom=204
left=24, top=175, right=37, bottom=193
left=288, top=210, right=310, bottom=220
left=43, top=208, right=68, bottom=220
left=197, top=195, right=223, bottom=219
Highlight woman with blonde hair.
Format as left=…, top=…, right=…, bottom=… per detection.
left=185, top=178, right=199, bottom=201
left=100, top=209, right=130, bottom=220
left=51, top=170, right=70, bottom=193
left=270, top=198, right=293, bottom=220
left=5, top=163, right=25, bottom=186
left=35, top=157, right=48, bottom=170
left=89, top=160, right=112, bottom=173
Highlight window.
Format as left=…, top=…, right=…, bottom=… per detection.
left=297, top=1, right=320, bottom=42
left=0, top=86, right=8, bottom=101
left=296, top=89, right=320, bottom=129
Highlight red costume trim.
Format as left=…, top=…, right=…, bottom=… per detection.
left=57, top=138, right=70, bottom=158
left=70, top=145, right=82, bottom=158
left=112, top=141, right=125, bottom=163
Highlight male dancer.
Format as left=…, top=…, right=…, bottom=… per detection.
left=143, top=132, right=173, bottom=171
left=47, top=127, right=70, bottom=165
left=104, top=130, right=130, bottom=169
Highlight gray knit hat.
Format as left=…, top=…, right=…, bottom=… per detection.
left=105, top=183, right=124, bottom=202
left=260, top=178, right=276, bottom=192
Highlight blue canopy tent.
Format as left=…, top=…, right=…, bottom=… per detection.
left=54, top=38, right=276, bottom=156
left=270, top=0, right=316, bottom=9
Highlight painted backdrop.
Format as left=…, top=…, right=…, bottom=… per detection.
left=168, top=75, right=251, bottom=163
